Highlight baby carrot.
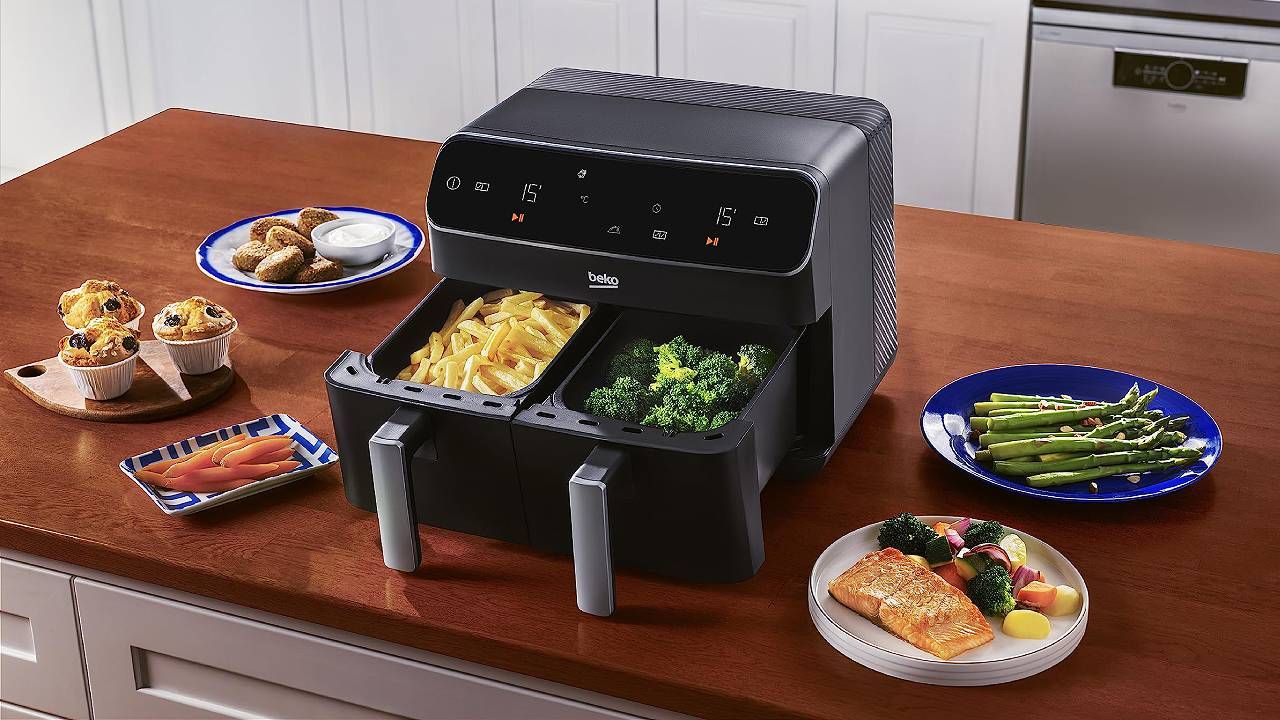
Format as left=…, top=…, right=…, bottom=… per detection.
left=221, top=437, right=292, bottom=467
left=163, top=447, right=217, bottom=478
left=254, top=447, right=295, bottom=465
left=140, top=456, right=183, bottom=474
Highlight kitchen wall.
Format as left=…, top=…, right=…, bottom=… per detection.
left=0, top=0, right=1030, bottom=218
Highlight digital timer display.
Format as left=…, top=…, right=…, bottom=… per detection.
left=426, top=137, right=818, bottom=273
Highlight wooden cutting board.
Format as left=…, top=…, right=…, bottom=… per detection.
left=4, top=340, right=234, bottom=422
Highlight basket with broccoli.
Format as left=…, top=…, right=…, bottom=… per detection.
left=582, top=335, right=777, bottom=433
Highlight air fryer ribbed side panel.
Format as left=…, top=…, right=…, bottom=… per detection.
left=529, top=66, right=898, bottom=384
left=866, top=124, right=897, bottom=379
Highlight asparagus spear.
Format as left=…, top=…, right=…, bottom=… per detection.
left=1119, top=389, right=1159, bottom=417
left=986, top=397, right=1133, bottom=431
left=1027, top=457, right=1197, bottom=488
left=974, top=400, right=1087, bottom=415
left=995, top=447, right=1202, bottom=476
left=989, top=393, right=1087, bottom=404
left=1039, top=451, right=1087, bottom=462
left=1085, top=416, right=1154, bottom=438
left=987, top=420, right=1170, bottom=460
left=1039, top=430, right=1183, bottom=461
left=976, top=450, right=1043, bottom=463
left=988, top=408, right=1050, bottom=416
left=978, top=431, right=1081, bottom=447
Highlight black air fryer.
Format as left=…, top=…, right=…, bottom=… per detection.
left=326, top=68, right=896, bottom=616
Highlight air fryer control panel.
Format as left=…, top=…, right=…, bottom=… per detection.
left=1113, top=50, right=1248, bottom=98
left=427, top=136, right=818, bottom=273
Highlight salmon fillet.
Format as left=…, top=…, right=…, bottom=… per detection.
left=827, top=547, right=994, bottom=660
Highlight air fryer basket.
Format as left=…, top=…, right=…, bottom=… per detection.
left=512, top=309, right=801, bottom=590
left=325, top=278, right=607, bottom=555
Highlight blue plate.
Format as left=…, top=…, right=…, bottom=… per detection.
left=197, top=206, right=424, bottom=294
left=921, top=364, right=1221, bottom=502
left=120, top=413, right=338, bottom=515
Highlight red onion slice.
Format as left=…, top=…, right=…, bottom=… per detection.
left=1011, top=565, right=1038, bottom=594
left=950, top=517, right=973, bottom=535
left=968, top=543, right=1012, bottom=573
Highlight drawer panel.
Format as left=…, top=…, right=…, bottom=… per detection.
left=0, top=560, right=89, bottom=720
left=73, top=579, right=636, bottom=720
left=0, top=701, right=67, bottom=720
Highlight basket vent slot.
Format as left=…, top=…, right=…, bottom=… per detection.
left=578, top=419, right=599, bottom=426
left=443, top=393, right=462, bottom=400
left=403, top=385, right=421, bottom=393
left=536, top=411, right=556, bottom=418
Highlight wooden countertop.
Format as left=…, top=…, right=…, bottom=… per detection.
left=2, top=110, right=1277, bottom=719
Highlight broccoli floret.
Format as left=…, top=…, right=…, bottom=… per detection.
left=655, top=336, right=706, bottom=374
left=583, top=376, right=652, bottom=423
left=643, top=381, right=715, bottom=433
left=962, top=520, right=1005, bottom=547
left=967, top=564, right=1016, bottom=616
left=605, top=337, right=657, bottom=385
left=736, top=343, right=778, bottom=387
left=707, top=409, right=738, bottom=429
left=876, top=513, right=938, bottom=555
left=691, top=352, right=752, bottom=410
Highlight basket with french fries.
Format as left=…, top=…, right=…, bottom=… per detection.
left=396, top=287, right=590, bottom=396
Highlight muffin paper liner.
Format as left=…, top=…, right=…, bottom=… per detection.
left=157, top=322, right=235, bottom=375
left=60, top=353, right=138, bottom=400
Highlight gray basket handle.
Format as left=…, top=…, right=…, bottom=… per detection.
left=569, top=446, right=629, bottom=616
left=370, top=407, right=432, bottom=572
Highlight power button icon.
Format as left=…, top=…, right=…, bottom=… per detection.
left=446, top=176, right=461, bottom=190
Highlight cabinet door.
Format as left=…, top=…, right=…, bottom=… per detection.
left=495, top=0, right=657, bottom=99
left=836, top=0, right=1029, bottom=217
left=341, top=0, right=497, bottom=141
left=73, top=579, right=638, bottom=720
left=658, top=0, right=835, bottom=91
left=0, top=560, right=89, bottom=720
left=120, top=0, right=349, bottom=129
left=0, top=0, right=128, bottom=182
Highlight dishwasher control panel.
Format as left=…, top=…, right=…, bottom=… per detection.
left=1113, top=50, right=1248, bottom=98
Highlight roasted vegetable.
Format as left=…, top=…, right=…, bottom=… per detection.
left=583, top=376, right=652, bottom=424
left=962, top=519, right=1005, bottom=547
left=967, top=564, right=1016, bottom=616
left=877, top=512, right=938, bottom=556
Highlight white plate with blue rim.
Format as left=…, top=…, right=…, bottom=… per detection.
left=119, top=413, right=338, bottom=516
left=196, top=206, right=425, bottom=295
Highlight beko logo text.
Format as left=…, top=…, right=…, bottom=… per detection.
left=587, top=271, right=619, bottom=289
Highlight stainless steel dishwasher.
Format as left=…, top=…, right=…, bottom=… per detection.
left=1021, top=2, right=1280, bottom=252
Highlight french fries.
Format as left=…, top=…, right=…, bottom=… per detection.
left=399, top=288, right=588, bottom=395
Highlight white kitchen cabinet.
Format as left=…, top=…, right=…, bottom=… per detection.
left=341, top=0, right=497, bottom=141
left=658, top=0, right=836, bottom=91
left=0, top=560, right=89, bottom=720
left=0, top=0, right=128, bottom=182
left=835, top=0, right=1029, bottom=217
left=73, top=579, right=639, bottom=720
left=495, top=0, right=657, bottom=99
left=119, top=0, right=350, bottom=129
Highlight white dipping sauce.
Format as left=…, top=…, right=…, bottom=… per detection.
left=324, top=222, right=391, bottom=247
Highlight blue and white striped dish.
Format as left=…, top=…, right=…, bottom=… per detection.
left=197, top=206, right=424, bottom=295
left=120, top=413, right=338, bottom=516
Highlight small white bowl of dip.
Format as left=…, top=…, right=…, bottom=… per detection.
left=312, top=217, right=397, bottom=266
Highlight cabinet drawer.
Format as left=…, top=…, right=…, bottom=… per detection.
left=0, top=560, right=89, bottom=720
left=73, top=579, right=636, bottom=720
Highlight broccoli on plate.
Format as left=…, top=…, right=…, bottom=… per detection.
left=967, top=564, right=1016, bottom=616
left=876, top=512, right=938, bottom=556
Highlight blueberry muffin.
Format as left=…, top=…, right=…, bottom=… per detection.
left=265, top=225, right=315, bottom=257
left=153, top=296, right=236, bottom=341
left=297, top=207, right=339, bottom=238
left=232, top=240, right=274, bottom=271
left=249, top=217, right=300, bottom=244
left=58, top=279, right=144, bottom=329
left=292, top=256, right=343, bottom=283
left=59, top=317, right=140, bottom=367
left=255, top=246, right=305, bottom=282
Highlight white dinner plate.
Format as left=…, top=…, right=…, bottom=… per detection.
left=196, top=206, right=424, bottom=295
left=809, top=515, right=1088, bottom=685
